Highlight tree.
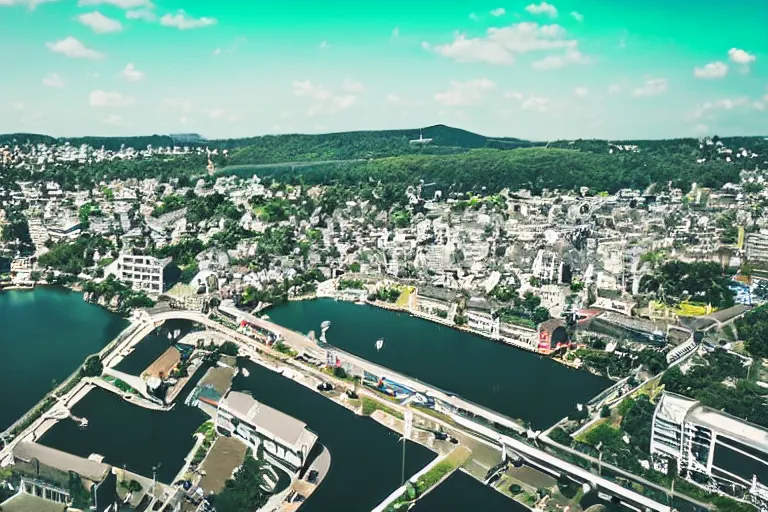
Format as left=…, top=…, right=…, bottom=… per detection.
left=213, top=454, right=272, bottom=512
left=600, top=405, right=611, bottom=418
left=81, top=355, right=104, bottom=377
left=349, top=262, right=361, bottom=273
left=219, top=341, right=239, bottom=357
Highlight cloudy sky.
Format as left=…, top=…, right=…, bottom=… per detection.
left=1, top=0, right=766, bottom=140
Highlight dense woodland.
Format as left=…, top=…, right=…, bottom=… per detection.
left=3, top=126, right=764, bottom=199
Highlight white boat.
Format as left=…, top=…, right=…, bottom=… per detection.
left=375, top=339, right=384, bottom=351
left=167, top=332, right=172, bottom=340
left=242, top=368, right=250, bottom=377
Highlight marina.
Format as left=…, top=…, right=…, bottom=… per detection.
left=266, top=298, right=611, bottom=429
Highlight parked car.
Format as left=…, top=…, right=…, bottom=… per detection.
left=307, top=470, right=319, bottom=484
left=317, top=382, right=333, bottom=392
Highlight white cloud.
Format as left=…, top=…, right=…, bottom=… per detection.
left=293, top=80, right=331, bottom=101
left=694, top=124, right=709, bottom=135
left=504, top=90, right=524, bottom=101
left=46, top=37, right=104, bottom=59
left=78, top=0, right=152, bottom=8
left=204, top=108, right=228, bottom=120
left=392, top=26, right=399, bottom=38
left=608, top=84, right=621, bottom=95
left=469, top=12, right=478, bottom=21
left=78, top=11, right=122, bottom=33
left=525, top=1, right=558, bottom=17
left=490, top=7, right=505, bottom=16
left=693, top=61, right=728, bottom=79
left=179, top=116, right=188, bottom=124
left=754, top=102, right=765, bottom=112
left=160, top=10, right=216, bottom=30
left=689, top=97, right=754, bottom=120
left=319, top=40, right=328, bottom=49
left=293, top=80, right=360, bottom=116
left=521, top=95, right=551, bottom=112
left=574, top=86, right=589, bottom=98
left=120, top=63, right=144, bottom=82
left=1, top=0, right=60, bottom=7
left=728, top=48, right=756, bottom=65
left=103, top=114, right=131, bottom=126
left=308, top=96, right=357, bottom=117
left=434, top=78, right=496, bottom=107
left=426, top=22, right=578, bottom=66
left=163, top=98, right=192, bottom=112
left=570, top=11, right=583, bottom=22
left=386, top=94, right=406, bottom=106
left=89, top=90, right=134, bottom=108
left=632, top=78, right=668, bottom=97
left=532, top=47, right=587, bottom=70
left=125, top=8, right=155, bottom=21
left=42, top=73, right=64, bottom=88
left=11, top=102, right=25, bottom=111
left=341, top=79, right=364, bottom=93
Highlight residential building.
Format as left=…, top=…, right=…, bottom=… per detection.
left=216, top=390, right=318, bottom=472
left=651, top=392, right=768, bottom=510
left=106, top=253, right=171, bottom=294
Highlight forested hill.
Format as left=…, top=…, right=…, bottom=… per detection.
left=0, top=125, right=538, bottom=159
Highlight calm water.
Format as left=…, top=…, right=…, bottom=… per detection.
left=414, top=470, right=526, bottom=511
left=267, top=300, right=611, bottom=429
left=232, top=360, right=434, bottom=512
left=40, top=368, right=209, bottom=483
left=0, top=287, right=127, bottom=431
left=114, top=319, right=198, bottom=375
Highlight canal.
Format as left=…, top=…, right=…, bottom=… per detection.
left=232, top=359, right=435, bottom=512
left=0, top=287, right=127, bottom=431
left=413, top=470, right=526, bottom=511
left=266, top=299, right=611, bottom=429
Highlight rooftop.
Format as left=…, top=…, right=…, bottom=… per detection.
left=13, top=442, right=111, bottom=482
left=0, top=492, right=66, bottom=512
left=221, top=391, right=317, bottom=450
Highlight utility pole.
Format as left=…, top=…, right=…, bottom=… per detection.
left=401, top=411, right=413, bottom=486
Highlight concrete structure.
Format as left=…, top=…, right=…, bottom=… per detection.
left=651, top=392, right=768, bottom=509
left=10, top=442, right=118, bottom=512
left=106, top=253, right=171, bottom=294
left=216, top=390, right=318, bottom=472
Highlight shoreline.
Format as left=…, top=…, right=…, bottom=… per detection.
left=265, top=295, right=608, bottom=378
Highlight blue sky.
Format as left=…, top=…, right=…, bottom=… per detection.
left=0, top=0, right=766, bottom=140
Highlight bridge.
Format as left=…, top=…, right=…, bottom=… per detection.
left=148, top=309, right=677, bottom=512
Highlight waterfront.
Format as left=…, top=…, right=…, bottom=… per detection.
left=414, top=470, right=526, bottom=511
left=39, top=373, right=209, bottom=483
left=233, top=359, right=435, bottom=512
left=267, top=299, right=611, bottom=429
left=0, top=287, right=127, bottom=431
left=113, top=319, right=198, bottom=375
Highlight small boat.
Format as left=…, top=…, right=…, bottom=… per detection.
left=375, top=339, right=384, bottom=351
left=174, top=329, right=181, bottom=339
left=321, top=320, right=331, bottom=329
left=167, top=332, right=172, bottom=340
left=242, top=368, right=250, bottom=377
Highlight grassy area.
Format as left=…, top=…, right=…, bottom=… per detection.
left=102, top=375, right=139, bottom=395
left=651, top=300, right=714, bottom=317
left=396, top=286, right=414, bottom=308
left=361, top=396, right=404, bottom=420
left=385, top=446, right=471, bottom=511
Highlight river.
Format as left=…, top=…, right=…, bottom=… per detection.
left=266, top=299, right=611, bottom=429
left=0, top=287, right=127, bottom=431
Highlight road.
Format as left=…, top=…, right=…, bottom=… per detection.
left=152, top=309, right=677, bottom=512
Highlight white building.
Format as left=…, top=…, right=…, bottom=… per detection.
left=106, top=254, right=171, bottom=294
left=651, top=392, right=768, bottom=510
left=216, top=391, right=318, bottom=472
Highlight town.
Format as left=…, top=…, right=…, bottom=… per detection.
left=1, top=128, right=768, bottom=512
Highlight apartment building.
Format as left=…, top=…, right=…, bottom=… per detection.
left=651, top=392, right=768, bottom=509
left=107, top=254, right=171, bottom=294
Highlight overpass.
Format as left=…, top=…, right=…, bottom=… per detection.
left=149, top=309, right=676, bottom=512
